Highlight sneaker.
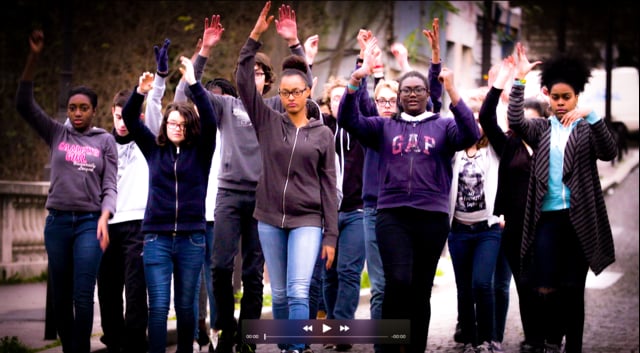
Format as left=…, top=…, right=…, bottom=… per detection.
left=216, top=330, right=235, bottom=353
left=237, top=343, right=256, bottom=353
left=198, top=328, right=211, bottom=348
left=462, top=343, right=476, bottom=353
left=520, top=341, right=545, bottom=353
left=209, top=330, right=219, bottom=353
left=544, top=343, right=562, bottom=353
left=476, top=341, right=492, bottom=353
left=491, top=341, right=504, bottom=353
left=335, top=344, right=352, bottom=352
left=453, top=322, right=464, bottom=343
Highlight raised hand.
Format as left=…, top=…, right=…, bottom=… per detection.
left=357, top=29, right=373, bottom=57
left=515, top=42, right=541, bottom=79
left=153, top=38, right=171, bottom=75
left=250, top=1, right=274, bottom=40
left=356, top=37, right=381, bottom=79
left=391, top=42, right=412, bottom=72
left=423, top=18, right=440, bottom=62
left=438, top=67, right=455, bottom=90
left=493, top=56, right=516, bottom=89
left=137, top=72, right=154, bottom=95
left=275, top=3, right=298, bottom=45
left=29, top=30, right=44, bottom=55
left=179, top=56, right=196, bottom=85
left=304, top=34, right=319, bottom=65
left=202, top=15, right=224, bottom=50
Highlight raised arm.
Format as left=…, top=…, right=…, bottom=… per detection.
left=439, top=67, right=480, bottom=150
left=16, top=30, right=63, bottom=144
left=423, top=18, right=442, bottom=113
left=145, top=39, right=171, bottom=135
left=122, top=72, right=157, bottom=155
left=479, top=56, right=515, bottom=154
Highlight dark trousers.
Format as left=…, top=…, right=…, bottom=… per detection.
left=97, top=220, right=148, bottom=353
left=376, top=207, right=449, bottom=353
left=525, top=210, right=589, bottom=352
left=501, top=220, right=538, bottom=346
left=211, top=188, right=264, bottom=340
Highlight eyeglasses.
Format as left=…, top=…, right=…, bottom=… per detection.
left=167, top=121, right=186, bottom=130
left=376, top=98, right=397, bottom=106
left=278, top=88, right=307, bottom=98
left=254, top=71, right=265, bottom=78
left=399, top=86, right=427, bottom=96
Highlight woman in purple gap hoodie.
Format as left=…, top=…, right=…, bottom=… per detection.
left=337, top=37, right=479, bottom=353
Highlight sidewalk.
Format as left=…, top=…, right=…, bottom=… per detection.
left=0, top=148, right=637, bottom=353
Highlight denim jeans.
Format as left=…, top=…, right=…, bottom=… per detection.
left=144, top=232, right=205, bottom=353
left=493, top=240, right=512, bottom=343
left=194, top=221, right=217, bottom=339
left=448, top=221, right=502, bottom=345
left=44, top=209, right=104, bottom=353
left=323, top=209, right=365, bottom=320
left=212, top=189, right=264, bottom=339
left=308, top=247, right=325, bottom=319
left=376, top=208, right=449, bottom=353
left=258, top=222, right=322, bottom=352
left=98, top=220, right=148, bottom=353
left=363, top=207, right=384, bottom=353
left=363, top=207, right=384, bottom=321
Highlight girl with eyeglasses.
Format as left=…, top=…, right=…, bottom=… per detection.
left=338, top=28, right=480, bottom=353
left=236, top=3, right=338, bottom=353
left=121, top=44, right=218, bottom=352
left=16, top=30, right=117, bottom=353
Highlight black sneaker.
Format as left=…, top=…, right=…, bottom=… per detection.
left=453, top=322, right=463, bottom=343
left=335, top=344, right=352, bottom=352
left=216, top=330, right=235, bottom=353
left=237, top=343, right=256, bottom=353
left=198, top=328, right=211, bottom=348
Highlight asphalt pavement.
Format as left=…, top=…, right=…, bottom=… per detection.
left=0, top=147, right=637, bottom=353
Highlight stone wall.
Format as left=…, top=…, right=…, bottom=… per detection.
left=0, top=181, right=49, bottom=280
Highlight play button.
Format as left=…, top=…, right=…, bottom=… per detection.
left=322, top=323, right=332, bottom=333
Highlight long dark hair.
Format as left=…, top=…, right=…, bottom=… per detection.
left=156, top=102, right=200, bottom=147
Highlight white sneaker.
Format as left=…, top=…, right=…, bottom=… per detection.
left=209, top=329, right=219, bottom=352
left=462, top=343, right=476, bottom=353
left=476, top=341, right=492, bottom=353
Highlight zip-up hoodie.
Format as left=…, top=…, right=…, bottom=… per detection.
left=338, top=90, right=479, bottom=215
left=236, top=38, right=338, bottom=248
left=16, top=81, right=117, bottom=215
left=121, top=82, right=217, bottom=234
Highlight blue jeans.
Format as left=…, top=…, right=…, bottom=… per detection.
left=448, top=221, right=502, bottom=345
left=44, top=209, right=103, bottom=353
left=363, top=207, right=384, bottom=321
left=143, top=232, right=205, bottom=353
left=323, top=209, right=365, bottom=320
left=258, top=222, right=322, bottom=351
left=194, top=222, right=217, bottom=339
left=363, top=207, right=384, bottom=353
left=493, top=241, right=511, bottom=343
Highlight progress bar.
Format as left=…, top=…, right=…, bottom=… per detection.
left=241, top=319, right=410, bottom=344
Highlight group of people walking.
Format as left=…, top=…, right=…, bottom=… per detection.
left=16, top=2, right=617, bottom=353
